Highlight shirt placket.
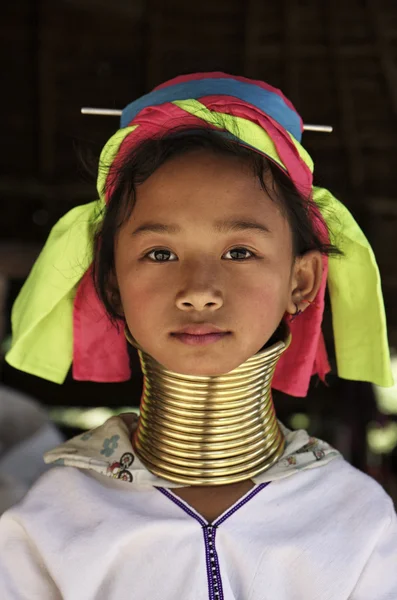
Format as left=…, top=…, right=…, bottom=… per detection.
left=203, top=524, right=222, bottom=600
left=157, top=482, right=269, bottom=600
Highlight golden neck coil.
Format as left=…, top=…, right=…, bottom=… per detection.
left=126, top=328, right=291, bottom=486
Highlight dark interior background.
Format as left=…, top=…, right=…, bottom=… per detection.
left=1, top=0, right=396, bottom=502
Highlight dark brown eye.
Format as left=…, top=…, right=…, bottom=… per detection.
left=224, top=247, right=254, bottom=260
left=146, top=249, right=177, bottom=262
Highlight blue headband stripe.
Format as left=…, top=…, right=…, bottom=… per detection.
left=120, top=78, right=302, bottom=141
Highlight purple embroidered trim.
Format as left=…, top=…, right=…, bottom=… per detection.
left=214, top=482, right=269, bottom=526
left=203, top=526, right=216, bottom=600
left=211, top=526, right=224, bottom=600
left=157, top=482, right=270, bottom=526
left=156, top=487, right=207, bottom=526
left=208, top=483, right=269, bottom=600
left=157, top=483, right=270, bottom=600
left=203, top=524, right=224, bottom=600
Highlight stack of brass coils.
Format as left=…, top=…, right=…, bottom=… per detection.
left=131, top=329, right=291, bottom=486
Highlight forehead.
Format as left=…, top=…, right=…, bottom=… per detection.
left=131, top=150, right=286, bottom=227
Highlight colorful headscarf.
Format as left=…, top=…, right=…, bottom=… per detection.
left=5, top=73, right=393, bottom=396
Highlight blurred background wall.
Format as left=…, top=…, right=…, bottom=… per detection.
left=0, top=0, right=397, bottom=502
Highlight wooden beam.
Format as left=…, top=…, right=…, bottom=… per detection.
left=366, top=0, right=397, bottom=119
left=35, top=0, right=57, bottom=178
left=0, top=177, right=94, bottom=201
left=242, top=0, right=256, bottom=74
left=283, top=0, right=300, bottom=104
left=324, top=1, right=365, bottom=191
left=0, top=242, right=42, bottom=279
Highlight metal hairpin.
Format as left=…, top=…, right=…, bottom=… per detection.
left=80, top=107, right=333, bottom=133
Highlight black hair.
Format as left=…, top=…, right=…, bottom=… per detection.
left=92, top=128, right=342, bottom=322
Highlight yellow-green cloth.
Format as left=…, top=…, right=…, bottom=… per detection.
left=5, top=124, right=393, bottom=388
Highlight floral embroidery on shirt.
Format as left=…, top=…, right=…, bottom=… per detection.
left=295, top=437, right=325, bottom=461
left=100, top=435, right=120, bottom=457
left=279, top=455, right=298, bottom=468
left=107, top=452, right=135, bottom=482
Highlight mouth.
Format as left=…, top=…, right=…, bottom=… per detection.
left=170, top=324, right=231, bottom=346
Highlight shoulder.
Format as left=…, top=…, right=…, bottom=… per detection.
left=276, top=425, right=394, bottom=525
left=1, top=466, right=104, bottom=526
left=1, top=463, right=150, bottom=528
left=317, top=455, right=392, bottom=504
left=18, top=464, right=92, bottom=497
left=0, top=466, right=132, bottom=554
left=289, top=455, right=394, bottom=533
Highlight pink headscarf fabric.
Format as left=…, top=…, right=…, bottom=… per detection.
left=73, top=73, right=330, bottom=397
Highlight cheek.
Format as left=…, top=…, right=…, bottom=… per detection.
left=117, top=267, right=169, bottom=326
left=239, top=268, right=290, bottom=321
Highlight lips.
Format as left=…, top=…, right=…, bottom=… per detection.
left=172, top=324, right=228, bottom=335
left=170, top=324, right=231, bottom=346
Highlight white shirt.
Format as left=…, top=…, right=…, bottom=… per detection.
left=0, top=417, right=396, bottom=599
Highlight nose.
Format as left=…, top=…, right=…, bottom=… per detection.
left=175, top=262, right=223, bottom=312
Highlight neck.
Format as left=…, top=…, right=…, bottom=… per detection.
left=132, top=327, right=291, bottom=486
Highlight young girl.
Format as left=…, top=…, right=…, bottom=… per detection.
left=0, top=73, right=396, bottom=599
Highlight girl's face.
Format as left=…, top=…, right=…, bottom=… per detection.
left=115, top=150, right=319, bottom=376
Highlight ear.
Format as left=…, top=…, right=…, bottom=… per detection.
left=108, top=270, right=125, bottom=317
left=286, top=250, right=323, bottom=315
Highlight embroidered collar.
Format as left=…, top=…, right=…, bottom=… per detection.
left=44, top=414, right=341, bottom=488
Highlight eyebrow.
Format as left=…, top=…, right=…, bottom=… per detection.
left=131, top=218, right=271, bottom=237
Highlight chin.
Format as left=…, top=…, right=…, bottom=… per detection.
left=160, top=355, right=245, bottom=377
